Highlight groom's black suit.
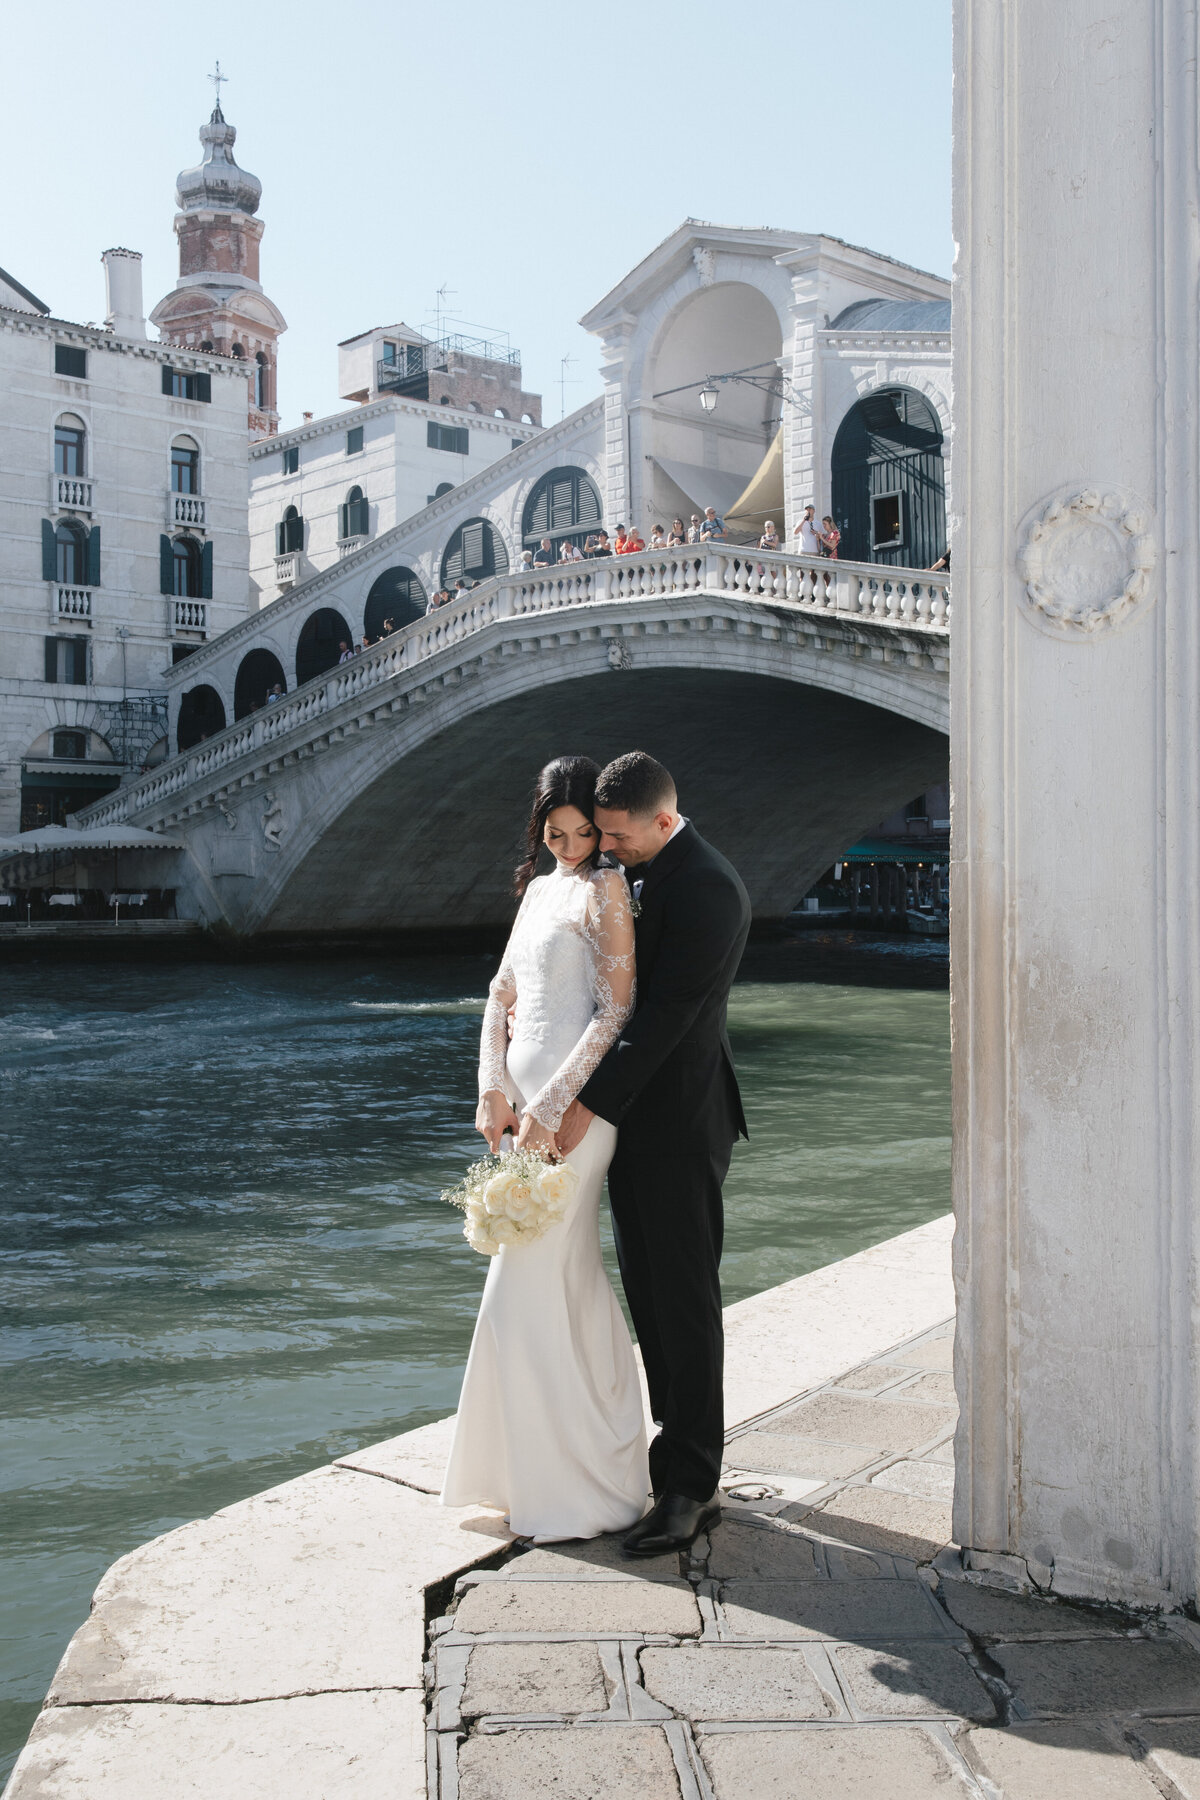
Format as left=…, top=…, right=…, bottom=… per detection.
left=578, top=823, right=751, bottom=1501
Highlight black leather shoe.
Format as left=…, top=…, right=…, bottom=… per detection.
left=622, top=1490, right=721, bottom=1557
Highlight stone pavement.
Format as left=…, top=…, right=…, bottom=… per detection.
left=429, top=1320, right=1200, bottom=1799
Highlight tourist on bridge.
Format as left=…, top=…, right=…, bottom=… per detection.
left=533, top=536, right=555, bottom=567
left=793, top=504, right=822, bottom=555
left=820, top=516, right=841, bottom=558
left=337, top=641, right=354, bottom=664
left=758, top=520, right=780, bottom=552
left=668, top=517, right=687, bottom=546
left=699, top=507, right=725, bottom=542
left=590, top=530, right=613, bottom=557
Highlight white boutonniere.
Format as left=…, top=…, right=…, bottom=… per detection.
left=630, top=896, right=642, bottom=920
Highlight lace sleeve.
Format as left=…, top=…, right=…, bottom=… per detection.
left=477, top=883, right=535, bottom=1101
left=523, top=868, right=637, bottom=1131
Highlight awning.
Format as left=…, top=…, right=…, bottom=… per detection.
left=651, top=458, right=753, bottom=518
left=724, top=427, right=785, bottom=535
left=0, top=824, right=185, bottom=859
left=841, top=839, right=949, bottom=866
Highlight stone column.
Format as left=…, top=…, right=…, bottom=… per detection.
left=952, top=0, right=1200, bottom=1608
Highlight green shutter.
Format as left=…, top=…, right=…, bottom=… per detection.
left=44, top=637, right=57, bottom=682
left=86, top=525, right=101, bottom=588
left=195, top=372, right=212, bottom=404
left=41, top=519, right=56, bottom=581
left=201, top=540, right=213, bottom=599
left=338, top=503, right=349, bottom=540
left=160, top=535, right=174, bottom=595
left=162, top=365, right=174, bottom=396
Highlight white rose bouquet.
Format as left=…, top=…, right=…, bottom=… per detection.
left=442, top=1147, right=579, bottom=1256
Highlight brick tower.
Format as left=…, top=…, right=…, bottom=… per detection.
left=150, top=93, right=286, bottom=438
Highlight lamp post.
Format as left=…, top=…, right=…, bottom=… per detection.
left=698, top=383, right=719, bottom=413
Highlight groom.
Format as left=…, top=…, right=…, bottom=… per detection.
left=556, top=751, right=751, bottom=1554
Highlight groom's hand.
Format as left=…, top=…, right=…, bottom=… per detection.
left=476, top=1090, right=519, bottom=1152
left=555, top=1100, right=595, bottom=1155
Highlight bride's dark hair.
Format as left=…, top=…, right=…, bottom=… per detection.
left=514, top=755, right=602, bottom=896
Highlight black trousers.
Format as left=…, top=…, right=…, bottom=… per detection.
left=607, top=1142, right=730, bottom=1502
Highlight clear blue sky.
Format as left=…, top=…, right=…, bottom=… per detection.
left=3, top=0, right=950, bottom=427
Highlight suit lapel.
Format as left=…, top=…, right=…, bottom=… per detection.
left=635, top=822, right=697, bottom=910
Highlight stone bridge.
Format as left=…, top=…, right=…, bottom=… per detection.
left=79, top=547, right=950, bottom=936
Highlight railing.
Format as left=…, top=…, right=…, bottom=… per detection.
left=275, top=553, right=299, bottom=586
left=52, top=474, right=93, bottom=512
left=375, top=332, right=521, bottom=393
left=337, top=535, right=368, bottom=560
left=55, top=585, right=92, bottom=619
left=171, top=494, right=206, bottom=527
left=80, top=547, right=949, bottom=830
left=173, top=599, right=207, bottom=632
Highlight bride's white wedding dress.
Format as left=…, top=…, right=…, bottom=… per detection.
left=441, top=861, right=650, bottom=1540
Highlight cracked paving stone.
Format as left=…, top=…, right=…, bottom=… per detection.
left=453, top=1578, right=701, bottom=1637
left=965, top=1724, right=1161, bottom=1797
left=770, top=1392, right=956, bottom=1451
left=1138, top=1719, right=1200, bottom=1798
left=457, top=1724, right=682, bottom=1798
left=799, top=1485, right=954, bottom=1560
left=937, top=1581, right=1130, bottom=1642
left=993, top=1637, right=1200, bottom=1717
left=706, top=1520, right=821, bottom=1581
left=640, top=1644, right=834, bottom=1720
left=721, top=1431, right=877, bottom=1480
left=720, top=1579, right=947, bottom=1642
left=834, top=1641, right=997, bottom=1720
left=698, top=1723, right=975, bottom=1798
left=460, top=1640, right=609, bottom=1718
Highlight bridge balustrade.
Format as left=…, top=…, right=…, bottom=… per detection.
left=79, top=547, right=949, bottom=830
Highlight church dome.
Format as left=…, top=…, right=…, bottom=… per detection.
left=175, top=106, right=262, bottom=216
left=828, top=297, right=951, bottom=331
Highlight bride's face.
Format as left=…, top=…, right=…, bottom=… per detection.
left=544, top=804, right=599, bottom=870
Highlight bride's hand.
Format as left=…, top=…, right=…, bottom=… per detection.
left=515, top=1114, right=559, bottom=1159
left=476, top=1089, right=519, bottom=1153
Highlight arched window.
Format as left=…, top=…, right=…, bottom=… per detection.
left=520, top=413, right=534, bottom=425
left=55, top=519, right=87, bottom=585
left=521, top=467, right=603, bottom=552
left=54, top=415, right=86, bottom=476
left=338, top=486, right=369, bottom=540
left=468, top=400, right=483, bottom=413
left=172, top=535, right=203, bottom=598
left=364, top=567, right=427, bottom=638
left=295, top=607, right=353, bottom=686
left=434, top=481, right=454, bottom=499
left=171, top=436, right=200, bottom=495
left=254, top=352, right=267, bottom=410
left=831, top=387, right=945, bottom=567
left=439, top=395, right=452, bottom=405
left=277, top=505, right=304, bottom=555
left=177, top=684, right=226, bottom=752
left=441, top=518, right=508, bottom=588
left=199, top=340, right=214, bottom=354
left=494, top=408, right=509, bottom=419
left=231, top=343, right=245, bottom=359
left=234, top=648, right=287, bottom=718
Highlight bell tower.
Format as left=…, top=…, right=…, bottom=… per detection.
left=150, top=70, right=286, bottom=438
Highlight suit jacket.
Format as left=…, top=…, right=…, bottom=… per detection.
left=578, top=823, right=751, bottom=1154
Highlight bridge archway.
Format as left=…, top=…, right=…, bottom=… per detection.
left=296, top=607, right=353, bottom=686
left=441, top=518, right=508, bottom=588
left=177, top=684, right=226, bottom=752
left=521, top=468, right=603, bottom=554
left=832, top=387, right=946, bottom=567
left=364, top=567, right=426, bottom=638
left=235, top=649, right=287, bottom=718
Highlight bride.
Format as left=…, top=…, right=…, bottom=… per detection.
left=440, top=755, right=650, bottom=1540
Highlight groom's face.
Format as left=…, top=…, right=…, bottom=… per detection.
left=594, top=806, right=677, bottom=868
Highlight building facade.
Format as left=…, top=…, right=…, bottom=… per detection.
left=149, top=102, right=286, bottom=440
left=0, top=255, right=250, bottom=833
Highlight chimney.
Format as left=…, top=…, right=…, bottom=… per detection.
left=101, top=248, right=145, bottom=340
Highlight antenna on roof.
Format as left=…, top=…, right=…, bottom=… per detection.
left=559, top=353, right=579, bottom=423
left=433, top=283, right=457, bottom=343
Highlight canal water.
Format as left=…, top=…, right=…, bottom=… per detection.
left=0, top=948, right=950, bottom=1779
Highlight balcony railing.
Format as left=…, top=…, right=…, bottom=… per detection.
left=275, top=553, right=299, bottom=587
left=53, top=474, right=93, bottom=512
left=55, top=585, right=92, bottom=620
left=337, top=535, right=367, bottom=560
left=170, top=494, right=206, bottom=527
left=172, top=599, right=207, bottom=632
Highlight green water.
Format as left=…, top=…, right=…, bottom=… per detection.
left=0, top=952, right=949, bottom=1779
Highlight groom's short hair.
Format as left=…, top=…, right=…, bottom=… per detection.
left=595, top=751, right=677, bottom=817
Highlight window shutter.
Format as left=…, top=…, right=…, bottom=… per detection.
left=276, top=520, right=285, bottom=556
left=86, top=525, right=101, bottom=588
left=454, top=427, right=469, bottom=456
left=160, top=535, right=174, bottom=595
left=41, top=519, right=56, bottom=582
left=162, top=365, right=174, bottom=396
left=462, top=522, right=485, bottom=574
left=338, top=503, right=349, bottom=540
left=195, top=372, right=211, bottom=404
left=45, top=637, right=57, bottom=682
left=352, top=496, right=368, bottom=536
left=426, top=421, right=439, bottom=450
left=201, top=540, right=213, bottom=599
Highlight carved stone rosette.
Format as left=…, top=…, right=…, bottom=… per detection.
left=1016, top=487, right=1156, bottom=636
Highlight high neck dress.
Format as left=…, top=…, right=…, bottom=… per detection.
left=441, top=862, right=649, bottom=1540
